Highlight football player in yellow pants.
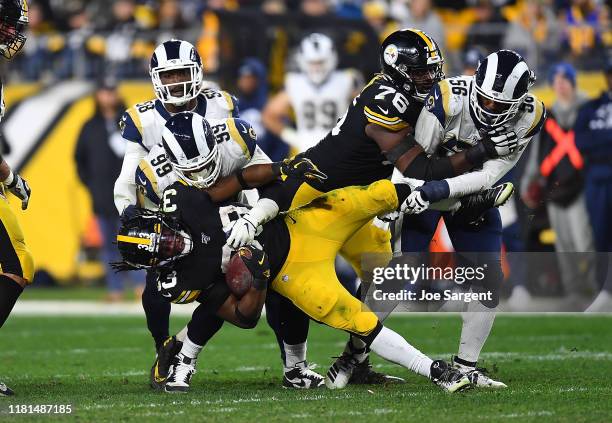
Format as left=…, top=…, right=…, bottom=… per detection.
left=116, top=179, right=472, bottom=393
left=0, top=0, right=32, bottom=397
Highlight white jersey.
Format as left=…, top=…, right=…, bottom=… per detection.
left=114, top=88, right=238, bottom=213
left=285, top=70, right=358, bottom=152
left=409, top=75, right=545, bottom=198
left=135, top=117, right=270, bottom=210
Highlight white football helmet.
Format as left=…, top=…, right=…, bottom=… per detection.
left=296, top=33, right=337, bottom=85
left=150, top=39, right=204, bottom=106
left=470, top=49, right=535, bottom=128
left=161, top=112, right=221, bottom=189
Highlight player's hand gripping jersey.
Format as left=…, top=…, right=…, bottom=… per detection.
left=114, top=88, right=238, bottom=213
left=415, top=74, right=545, bottom=198
left=135, top=117, right=270, bottom=209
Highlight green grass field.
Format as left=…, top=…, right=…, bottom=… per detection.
left=1, top=314, right=611, bottom=422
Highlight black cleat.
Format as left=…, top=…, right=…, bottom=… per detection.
left=430, top=360, right=472, bottom=393
left=282, top=361, right=325, bottom=389
left=453, top=182, right=515, bottom=226
left=0, top=381, right=14, bottom=396
left=165, top=353, right=196, bottom=393
left=348, top=356, right=405, bottom=385
left=150, top=336, right=183, bottom=390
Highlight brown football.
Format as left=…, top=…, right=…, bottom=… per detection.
left=225, top=250, right=253, bottom=297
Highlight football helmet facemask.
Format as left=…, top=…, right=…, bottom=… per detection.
left=0, top=0, right=28, bottom=59
left=115, top=209, right=193, bottom=270
left=380, top=28, right=445, bottom=102
left=296, top=33, right=337, bottom=85
left=470, top=49, right=536, bottom=128
left=162, top=112, right=221, bottom=189
left=150, top=39, right=204, bottom=106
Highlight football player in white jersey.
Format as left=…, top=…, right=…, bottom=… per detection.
left=262, top=33, right=361, bottom=153
left=0, top=0, right=30, bottom=397
left=397, top=50, right=546, bottom=388
left=114, top=38, right=239, bottom=216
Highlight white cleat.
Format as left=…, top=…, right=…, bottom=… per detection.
left=164, top=353, right=196, bottom=393
left=325, top=352, right=359, bottom=389
left=453, top=357, right=507, bottom=388
left=283, top=361, right=325, bottom=389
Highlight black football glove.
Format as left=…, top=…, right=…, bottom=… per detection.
left=236, top=245, right=270, bottom=290
left=272, top=157, right=327, bottom=183
left=6, top=173, right=31, bottom=210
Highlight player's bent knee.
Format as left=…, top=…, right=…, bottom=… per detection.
left=367, top=180, right=398, bottom=210
left=351, top=311, right=379, bottom=336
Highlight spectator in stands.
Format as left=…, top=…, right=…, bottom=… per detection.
left=461, top=46, right=486, bottom=76
left=157, top=0, right=187, bottom=31
left=560, top=0, right=609, bottom=67
left=465, top=0, right=507, bottom=53
left=576, top=57, right=612, bottom=311
left=236, top=58, right=289, bottom=161
left=362, top=1, right=396, bottom=41
left=301, top=0, right=332, bottom=17
left=399, top=0, right=445, bottom=52
left=74, top=80, right=144, bottom=302
left=521, top=62, right=595, bottom=308
left=502, top=0, right=559, bottom=74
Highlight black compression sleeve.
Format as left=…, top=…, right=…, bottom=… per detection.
left=394, top=183, right=412, bottom=205
left=402, top=151, right=456, bottom=181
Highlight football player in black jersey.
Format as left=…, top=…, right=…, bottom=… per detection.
left=0, top=0, right=30, bottom=397
left=115, top=178, right=474, bottom=394
left=225, top=29, right=515, bottom=386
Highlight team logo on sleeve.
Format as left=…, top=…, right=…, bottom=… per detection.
left=383, top=44, right=398, bottom=65
left=425, top=94, right=435, bottom=111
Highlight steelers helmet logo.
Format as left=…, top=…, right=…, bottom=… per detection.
left=383, top=44, right=398, bottom=66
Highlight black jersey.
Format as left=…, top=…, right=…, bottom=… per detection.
left=156, top=182, right=290, bottom=311
left=303, top=74, right=423, bottom=191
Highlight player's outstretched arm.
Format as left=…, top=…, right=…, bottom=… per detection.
left=366, top=123, right=485, bottom=181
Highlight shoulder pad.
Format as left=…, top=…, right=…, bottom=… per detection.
left=226, top=118, right=257, bottom=158
left=520, top=94, right=547, bottom=138
left=201, top=89, right=239, bottom=118
left=362, top=79, right=412, bottom=132
left=119, top=108, right=144, bottom=145
left=135, top=160, right=161, bottom=205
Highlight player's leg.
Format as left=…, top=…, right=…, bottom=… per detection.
left=270, top=259, right=470, bottom=392
left=164, top=304, right=225, bottom=393
left=445, top=207, right=506, bottom=388
left=264, top=291, right=323, bottom=388
left=0, top=198, right=34, bottom=396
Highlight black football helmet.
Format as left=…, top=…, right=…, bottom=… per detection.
left=0, top=0, right=27, bottom=59
left=114, top=208, right=193, bottom=271
left=380, top=28, right=445, bottom=102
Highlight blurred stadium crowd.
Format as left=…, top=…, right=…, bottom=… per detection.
left=2, top=0, right=611, bottom=304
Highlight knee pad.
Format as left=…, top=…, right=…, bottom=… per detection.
left=367, top=180, right=397, bottom=209
left=351, top=311, right=379, bottom=336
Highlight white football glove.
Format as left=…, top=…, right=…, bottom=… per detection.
left=5, top=172, right=31, bottom=210
left=484, top=126, right=518, bottom=157
left=226, top=215, right=258, bottom=249
left=401, top=190, right=429, bottom=215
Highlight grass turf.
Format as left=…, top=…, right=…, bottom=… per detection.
left=0, top=314, right=611, bottom=422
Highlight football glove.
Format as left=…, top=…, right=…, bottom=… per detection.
left=272, top=157, right=327, bottom=183
left=401, top=190, right=429, bottom=215
left=236, top=245, right=270, bottom=290
left=482, top=126, right=518, bottom=158
left=6, top=173, right=31, bottom=210
left=226, top=215, right=258, bottom=249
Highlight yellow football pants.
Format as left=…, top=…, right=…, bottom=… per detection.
left=271, top=180, right=398, bottom=336
left=0, top=194, right=34, bottom=283
left=289, top=181, right=392, bottom=279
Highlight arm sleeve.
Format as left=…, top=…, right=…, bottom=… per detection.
left=114, top=141, right=148, bottom=214
left=445, top=139, right=531, bottom=198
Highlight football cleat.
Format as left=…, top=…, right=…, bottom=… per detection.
left=150, top=336, right=183, bottom=390
left=165, top=353, right=196, bottom=393
left=430, top=360, right=472, bottom=393
left=0, top=381, right=14, bottom=396
left=282, top=361, right=325, bottom=389
left=452, top=357, right=507, bottom=388
left=349, top=356, right=405, bottom=385
left=325, top=351, right=360, bottom=389
left=453, top=182, right=515, bottom=226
